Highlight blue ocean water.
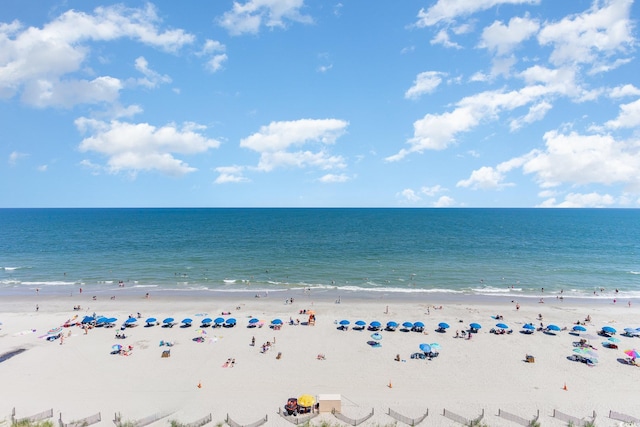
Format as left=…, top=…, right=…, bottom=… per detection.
left=1, top=208, right=639, bottom=299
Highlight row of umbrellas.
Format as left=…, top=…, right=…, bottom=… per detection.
left=339, top=320, right=427, bottom=329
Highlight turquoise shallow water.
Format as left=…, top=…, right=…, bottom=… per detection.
left=1, top=208, right=639, bottom=299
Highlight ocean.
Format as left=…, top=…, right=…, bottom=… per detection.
left=1, top=208, right=639, bottom=299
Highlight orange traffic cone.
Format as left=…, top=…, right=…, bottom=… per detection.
left=563, top=382, right=567, bottom=391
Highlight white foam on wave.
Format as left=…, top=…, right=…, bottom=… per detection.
left=22, top=280, right=77, bottom=286
left=629, top=271, right=640, bottom=275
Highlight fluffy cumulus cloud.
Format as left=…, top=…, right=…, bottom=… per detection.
left=217, top=118, right=349, bottom=183
left=537, top=0, right=634, bottom=69
left=415, top=0, right=540, bottom=27
left=0, top=4, right=194, bottom=107
left=538, top=192, right=616, bottom=208
left=199, top=39, right=228, bottom=73
left=218, top=0, right=313, bottom=36
left=405, top=71, right=445, bottom=100
left=397, top=184, right=448, bottom=204
left=479, top=15, right=539, bottom=56
left=75, top=118, right=221, bottom=176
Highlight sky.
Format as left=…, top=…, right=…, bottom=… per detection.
left=1, top=0, right=640, bottom=208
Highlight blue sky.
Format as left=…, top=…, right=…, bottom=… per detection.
left=1, top=0, right=639, bottom=207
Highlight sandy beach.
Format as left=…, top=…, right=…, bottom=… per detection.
left=1, top=290, right=639, bottom=427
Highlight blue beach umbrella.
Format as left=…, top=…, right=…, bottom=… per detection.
left=96, top=317, right=108, bottom=325
left=201, top=318, right=212, bottom=325
left=573, top=325, right=587, bottom=332
left=609, top=337, right=621, bottom=343
left=355, top=320, right=366, bottom=326
left=339, top=320, right=350, bottom=325
left=370, top=321, right=382, bottom=329
left=523, top=324, right=535, bottom=330
left=496, top=323, right=509, bottom=329
left=162, top=317, right=174, bottom=325
left=145, top=317, right=157, bottom=325
left=602, top=326, right=617, bottom=334
left=225, top=318, right=237, bottom=325
left=82, top=316, right=95, bottom=324
left=430, top=342, right=441, bottom=350
left=181, top=318, right=193, bottom=326
left=272, top=318, right=283, bottom=325
left=470, top=323, right=482, bottom=330
left=546, top=324, right=561, bottom=332
left=248, top=318, right=259, bottom=324
left=438, top=322, right=450, bottom=329
left=125, top=317, right=137, bottom=325
left=371, top=333, right=382, bottom=341
left=419, top=343, right=431, bottom=353
left=386, top=321, right=398, bottom=328
left=214, top=317, right=225, bottom=325
left=402, top=321, right=414, bottom=329
left=413, top=321, right=425, bottom=328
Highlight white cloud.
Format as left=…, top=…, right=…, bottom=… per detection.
left=398, top=189, right=421, bottom=203
left=214, top=166, right=250, bottom=184
left=8, top=151, right=28, bottom=165
left=218, top=0, right=313, bottom=36
left=76, top=118, right=221, bottom=176
left=405, top=71, right=445, bottom=100
left=509, top=100, right=552, bottom=131
left=522, top=130, right=640, bottom=190
left=240, top=118, right=348, bottom=172
left=416, top=0, right=540, bottom=27
left=37, top=164, right=48, bottom=172
left=539, top=192, right=616, bottom=207
left=318, top=173, right=350, bottom=183
left=133, top=57, right=171, bottom=88
left=420, top=184, right=445, bottom=197
left=479, top=16, right=539, bottom=56
left=605, top=99, right=640, bottom=129
left=430, top=29, right=461, bottom=49
left=0, top=4, right=194, bottom=107
left=609, top=84, right=640, bottom=98
left=457, top=166, right=508, bottom=190
left=433, top=195, right=455, bottom=207
left=537, top=0, right=634, bottom=69
left=200, top=39, right=227, bottom=73
left=388, top=85, right=553, bottom=160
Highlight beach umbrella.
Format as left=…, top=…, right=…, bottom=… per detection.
left=413, top=321, right=425, bottom=328
left=496, top=323, right=509, bottom=329
left=609, top=337, right=621, bottom=343
left=225, top=318, right=237, bottom=325
left=624, top=328, right=639, bottom=336
left=430, top=343, right=441, bottom=350
left=469, top=323, right=482, bottom=330
left=438, top=322, right=450, bottom=329
left=523, top=324, right=536, bottom=330
left=96, top=317, right=108, bottom=325
left=145, top=317, right=157, bottom=326
left=162, top=317, right=174, bottom=325
left=201, top=318, right=213, bottom=325
left=370, top=321, right=381, bottom=328
left=81, top=316, right=95, bottom=324
left=402, top=321, right=414, bottom=329
left=248, top=318, right=259, bottom=324
left=546, top=324, right=561, bottom=331
left=572, top=325, right=587, bottom=332
left=125, top=318, right=137, bottom=325
left=419, top=343, right=432, bottom=353
left=271, top=318, right=283, bottom=325
left=298, top=394, right=315, bottom=408
left=355, top=320, right=366, bottom=326
left=573, top=348, right=598, bottom=358
left=371, top=333, right=383, bottom=341
left=47, top=327, right=63, bottom=335
left=214, top=317, right=225, bottom=325
left=624, top=349, right=640, bottom=359
left=602, top=326, right=617, bottom=334
left=112, top=344, right=122, bottom=351
left=386, top=321, right=398, bottom=328
left=339, top=320, right=350, bottom=326
left=182, top=318, right=193, bottom=326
